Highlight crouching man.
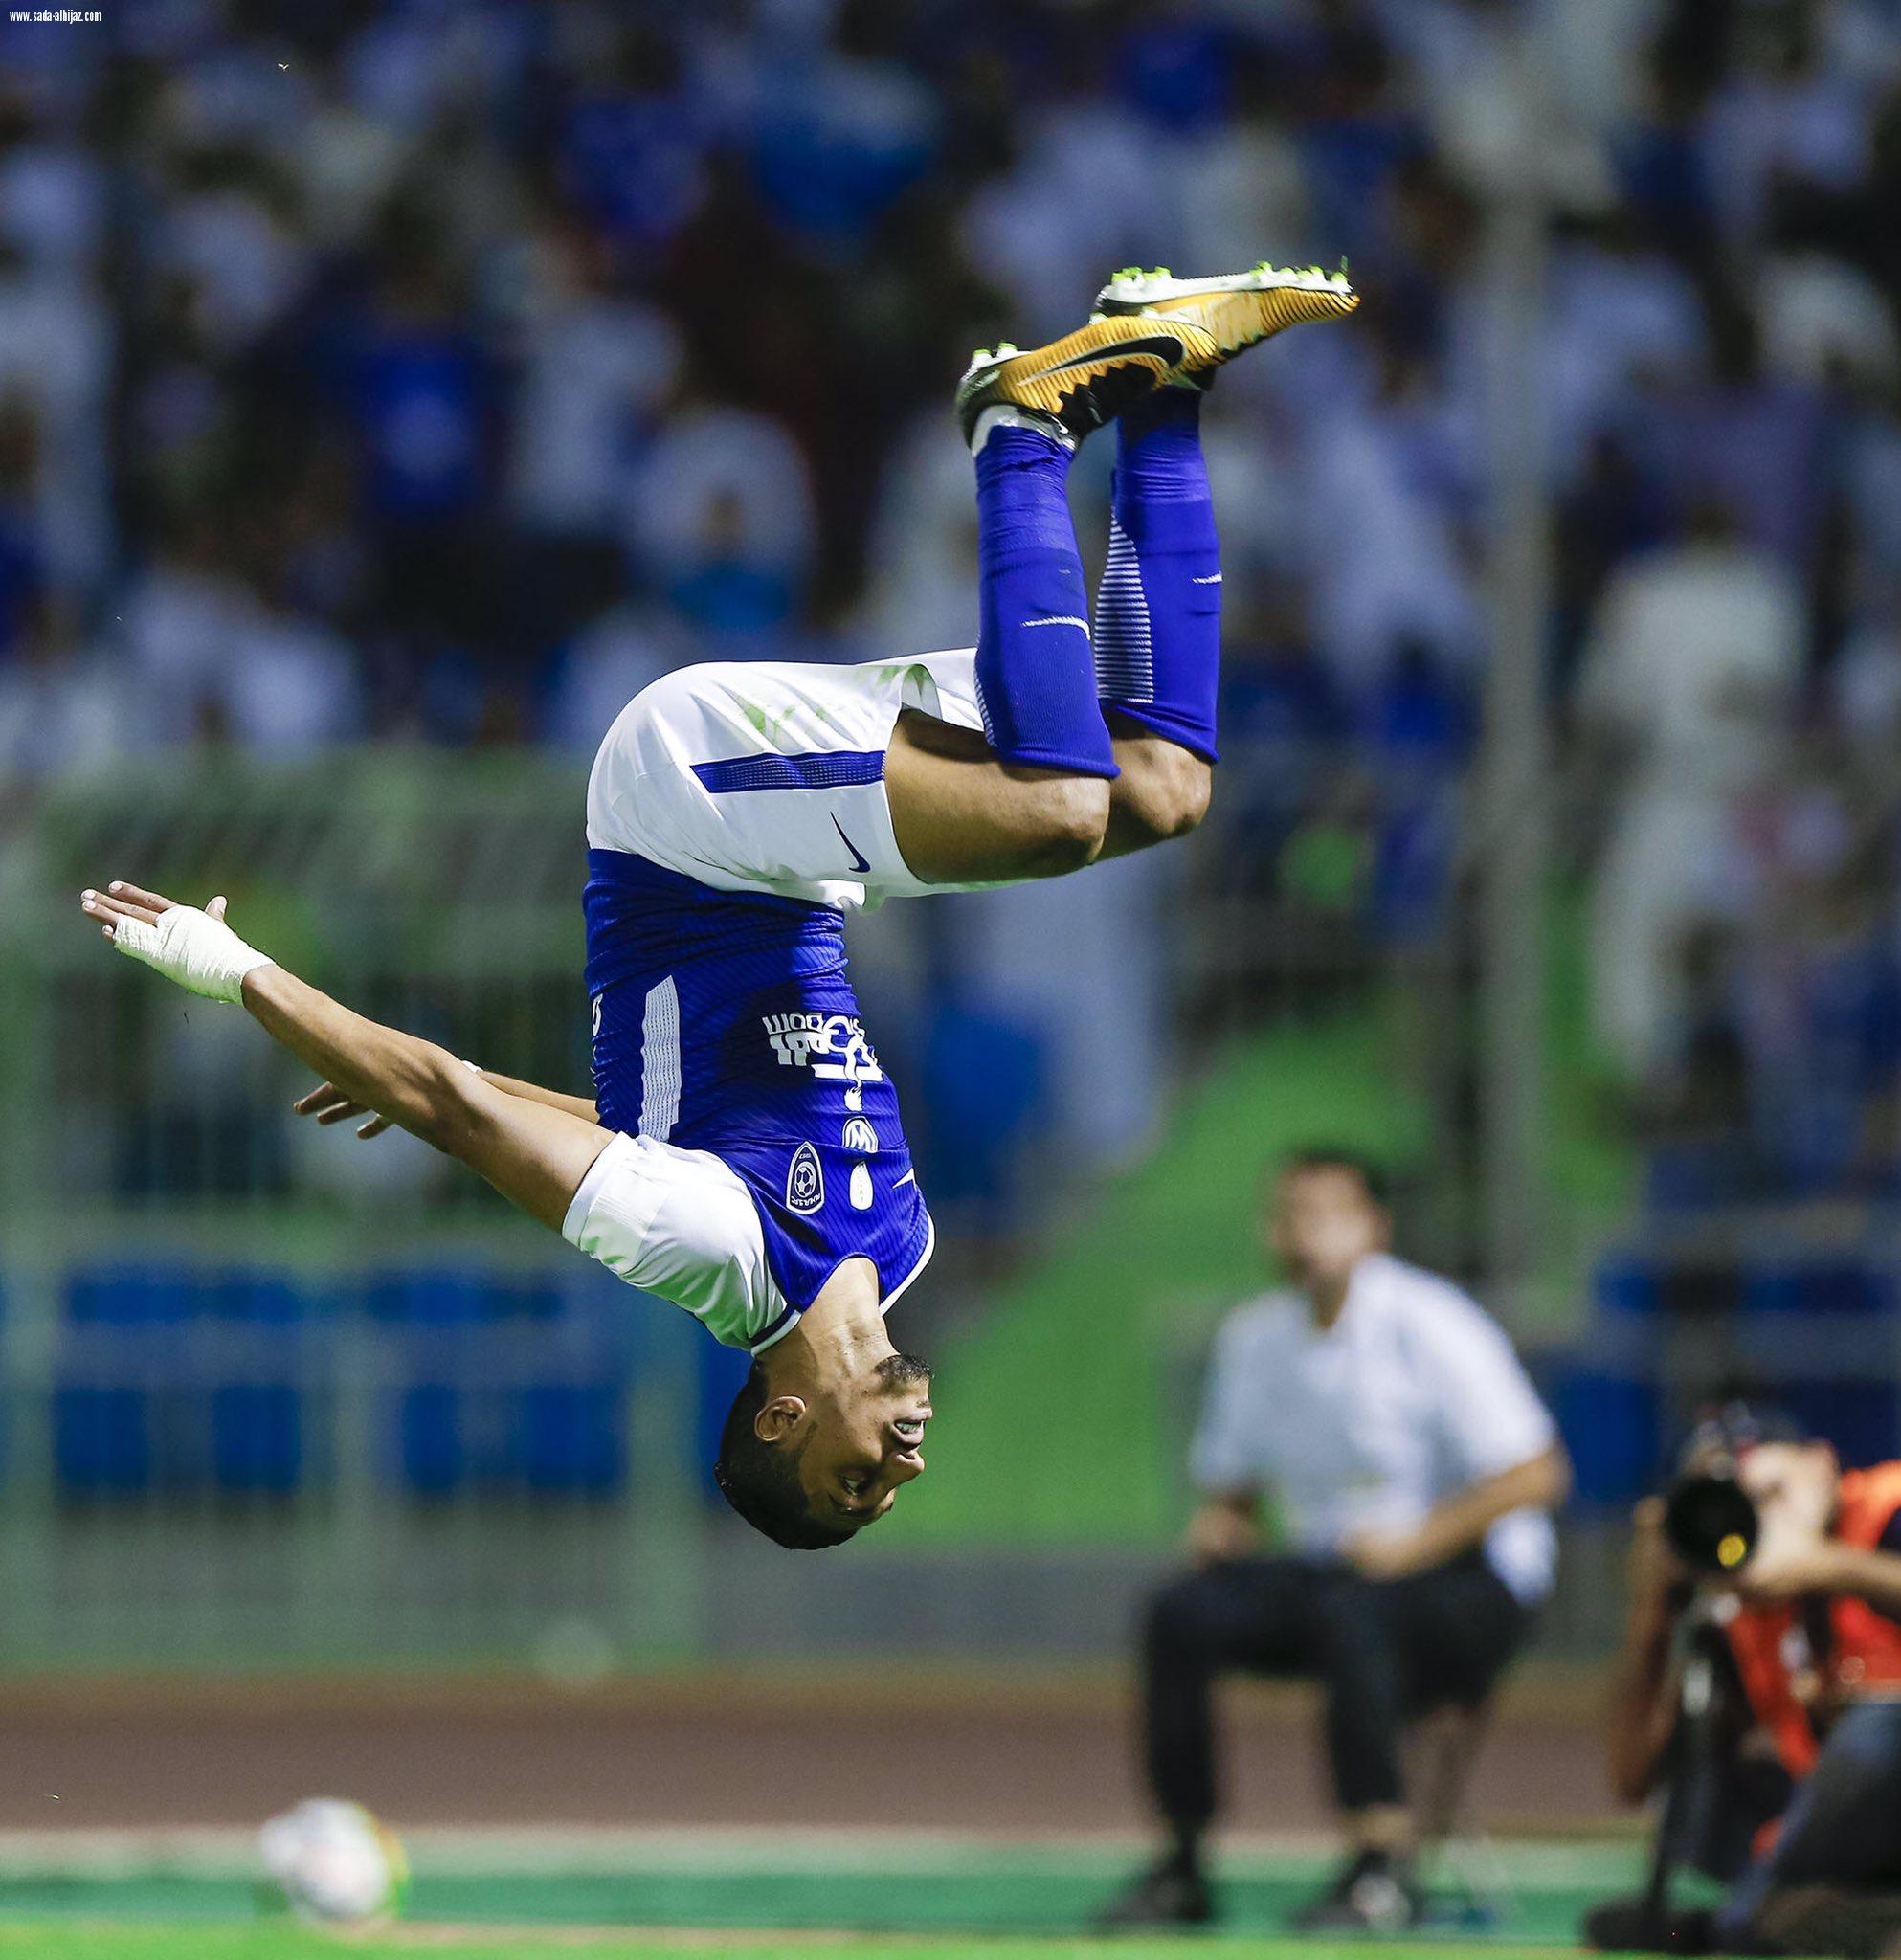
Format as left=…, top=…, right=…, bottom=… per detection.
left=1102, top=1149, right=1569, bottom=1929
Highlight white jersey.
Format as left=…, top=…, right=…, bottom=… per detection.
left=585, top=650, right=984, bottom=910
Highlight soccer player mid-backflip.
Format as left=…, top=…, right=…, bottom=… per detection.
left=78, top=264, right=1356, bottom=1549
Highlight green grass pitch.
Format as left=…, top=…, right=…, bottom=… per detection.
left=0, top=1936, right=1587, bottom=1960
left=0, top=1834, right=1654, bottom=1957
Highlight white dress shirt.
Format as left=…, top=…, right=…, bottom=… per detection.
left=1190, top=1253, right=1558, bottom=1604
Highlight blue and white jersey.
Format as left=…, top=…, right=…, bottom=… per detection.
left=561, top=655, right=982, bottom=1352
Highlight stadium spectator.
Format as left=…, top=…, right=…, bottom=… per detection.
left=1102, top=1149, right=1568, bottom=1930
left=1578, top=497, right=1806, bottom=1076
left=0, top=594, right=125, bottom=788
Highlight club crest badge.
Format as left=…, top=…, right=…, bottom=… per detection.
left=786, top=1142, right=824, bottom=1215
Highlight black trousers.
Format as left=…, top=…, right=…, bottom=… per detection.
left=1141, top=1550, right=1530, bottom=1841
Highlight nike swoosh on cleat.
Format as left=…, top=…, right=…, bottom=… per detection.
left=832, top=814, right=872, bottom=876
left=1035, top=335, right=1182, bottom=379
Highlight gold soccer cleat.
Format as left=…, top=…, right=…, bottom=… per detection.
left=1091, top=260, right=1359, bottom=389
left=954, top=313, right=1218, bottom=448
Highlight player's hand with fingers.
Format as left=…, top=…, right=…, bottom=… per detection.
left=78, top=880, right=274, bottom=1004
left=293, top=1081, right=393, bottom=1141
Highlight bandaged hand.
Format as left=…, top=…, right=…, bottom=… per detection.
left=79, top=882, right=274, bottom=1005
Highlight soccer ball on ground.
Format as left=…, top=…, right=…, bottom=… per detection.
left=259, top=1797, right=408, bottom=1924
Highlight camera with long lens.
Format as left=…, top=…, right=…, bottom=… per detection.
left=1663, top=1463, right=1761, bottom=1574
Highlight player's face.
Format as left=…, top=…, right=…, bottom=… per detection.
left=796, top=1351, right=933, bottom=1533
left=1269, top=1167, right=1386, bottom=1288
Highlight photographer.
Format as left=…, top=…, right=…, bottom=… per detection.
left=1589, top=1408, right=1901, bottom=1957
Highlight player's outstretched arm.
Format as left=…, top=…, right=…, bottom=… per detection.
left=78, top=882, right=610, bottom=1233
left=296, top=1071, right=598, bottom=1141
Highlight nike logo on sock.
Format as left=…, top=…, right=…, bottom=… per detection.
left=1192, top=574, right=1223, bottom=585
left=832, top=814, right=872, bottom=875
left=1023, top=615, right=1091, bottom=632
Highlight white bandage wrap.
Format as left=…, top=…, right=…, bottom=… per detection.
left=110, top=904, right=274, bottom=1005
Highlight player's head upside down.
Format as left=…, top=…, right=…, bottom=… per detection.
left=714, top=1303, right=934, bottom=1549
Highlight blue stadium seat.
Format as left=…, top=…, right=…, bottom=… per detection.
left=1741, top=1262, right=1895, bottom=1319
left=366, top=1270, right=564, bottom=1325
left=1594, top=1255, right=1660, bottom=1319
left=207, top=1273, right=307, bottom=1323
left=211, top=1383, right=302, bottom=1494
left=515, top=1385, right=623, bottom=1496
left=373, top=1272, right=634, bottom=1497
left=1546, top=1364, right=1660, bottom=1507
left=398, top=1383, right=463, bottom=1495
left=65, top=1266, right=197, bottom=1325
left=53, top=1386, right=150, bottom=1496
left=57, top=1266, right=316, bottom=1499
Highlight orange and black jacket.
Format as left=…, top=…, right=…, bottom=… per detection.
left=1723, top=1461, right=1901, bottom=1779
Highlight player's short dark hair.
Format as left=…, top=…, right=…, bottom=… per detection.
left=1278, top=1147, right=1391, bottom=1208
left=713, top=1366, right=855, bottom=1551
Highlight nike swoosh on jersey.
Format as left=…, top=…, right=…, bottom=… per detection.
left=831, top=814, right=872, bottom=875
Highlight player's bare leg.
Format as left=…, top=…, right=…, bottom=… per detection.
left=885, top=711, right=1203, bottom=879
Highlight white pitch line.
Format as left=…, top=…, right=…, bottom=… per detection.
left=0, top=1824, right=1647, bottom=1886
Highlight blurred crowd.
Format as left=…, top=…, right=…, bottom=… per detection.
left=2, top=0, right=1901, bottom=1210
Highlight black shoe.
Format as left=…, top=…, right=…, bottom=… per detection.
left=1095, top=1857, right=1216, bottom=1929
left=1289, top=1850, right=1423, bottom=1932
left=1581, top=1895, right=1715, bottom=1953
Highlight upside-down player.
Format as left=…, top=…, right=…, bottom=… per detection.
left=78, top=264, right=1357, bottom=1550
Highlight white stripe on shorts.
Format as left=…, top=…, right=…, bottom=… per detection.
left=638, top=976, right=682, bottom=1141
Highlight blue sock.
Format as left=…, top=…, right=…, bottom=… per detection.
left=1094, top=389, right=1221, bottom=764
left=973, top=425, right=1118, bottom=779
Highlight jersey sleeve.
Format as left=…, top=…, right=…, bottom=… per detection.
left=1412, top=1285, right=1556, bottom=1483
left=561, top=1130, right=789, bottom=1351
left=1189, top=1310, right=1272, bottom=1494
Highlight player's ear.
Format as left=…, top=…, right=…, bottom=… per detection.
left=753, top=1395, right=808, bottom=1445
